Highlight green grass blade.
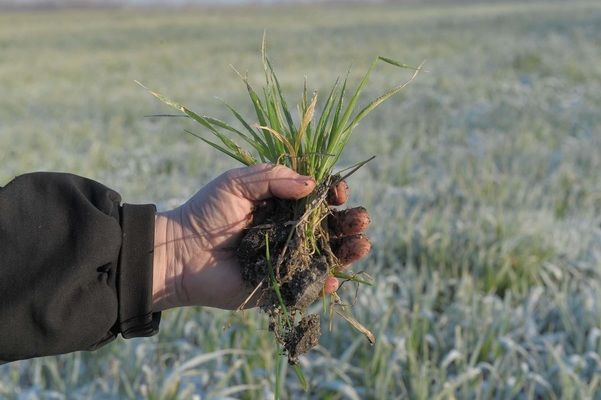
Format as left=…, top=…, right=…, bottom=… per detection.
left=247, top=80, right=279, bottom=157
left=136, top=81, right=213, bottom=130
left=246, top=82, right=269, bottom=131
left=230, top=67, right=276, bottom=154
left=325, top=60, right=378, bottom=170
left=293, top=364, right=309, bottom=392
left=331, top=58, right=378, bottom=140
left=220, top=101, right=270, bottom=152
left=266, top=58, right=296, bottom=136
left=184, top=130, right=254, bottom=165
left=344, top=61, right=423, bottom=133
left=261, top=38, right=294, bottom=142
left=314, top=75, right=347, bottom=179
left=274, top=350, right=282, bottom=400
left=230, top=66, right=269, bottom=127
left=136, top=81, right=224, bottom=140
left=328, top=73, right=348, bottom=146
left=333, top=271, right=375, bottom=286
left=203, top=115, right=264, bottom=152
left=264, top=87, right=285, bottom=140
left=312, top=79, right=340, bottom=169
left=271, top=90, right=294, bottom=144
left=377, top=56, right=421, bottom=70
left=203, top=116, right=249, bottom=138
left=136, top=81, right=256, bottom=164
left=315, top=78, right=339, bottom=142
left=143, top=114, right=189, bottom=118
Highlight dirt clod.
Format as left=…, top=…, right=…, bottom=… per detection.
left=284, top=314, right=321, bottom=365
left=237, top=195, right=338, bottom=363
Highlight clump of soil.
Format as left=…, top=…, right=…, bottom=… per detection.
left=284, top=314, right=321, bottom=364
left=237, top=189, right=339, bottom=364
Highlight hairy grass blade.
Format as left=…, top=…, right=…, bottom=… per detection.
left=143, top=114, right=189, bottom=118
left=266, top=58, right=295, bottom=135
left=330, top=59, right=378, bottom=142
left=136, top=81, right=251, bottom=161
left=334, top=308, right=376, bottom=345
left=263, top=87, right=286, bottom=149
left=203, top=115, right=263, bottom=151
left=333, top=271, right=375, bottom=286
left=230, top=66, right=275, bottom=153
left=314, top=78, right=339, bottom=144
left=344, top=61, right=423, bottom=133
left=219, top=100, right=271, bottom=155
left=377, top=56, right=421, bottom=70
left=184, top=130, right=254, bottom=165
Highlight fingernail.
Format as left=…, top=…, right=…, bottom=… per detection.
left=297, top=176, right=315, bottom=186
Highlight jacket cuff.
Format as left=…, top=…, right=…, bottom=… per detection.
left=118, top=203, right=161, bottom=338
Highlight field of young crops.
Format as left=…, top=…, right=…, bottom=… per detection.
left=1, top=1, right=601, bottom=398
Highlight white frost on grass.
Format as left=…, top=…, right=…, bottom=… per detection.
left=1, top=1, right=601, bottom=398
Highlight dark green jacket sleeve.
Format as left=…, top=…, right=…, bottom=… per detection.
left=0, top=173, right=160, bottom=363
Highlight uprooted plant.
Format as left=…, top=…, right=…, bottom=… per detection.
left=138, top=34, right=420, bottom=379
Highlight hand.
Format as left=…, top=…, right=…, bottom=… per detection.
left=152, top=163, right=371, bottom=312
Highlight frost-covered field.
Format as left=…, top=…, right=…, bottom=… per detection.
left=1, top=1, right=601, bottom=399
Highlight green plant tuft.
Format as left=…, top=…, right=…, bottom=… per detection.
left=137, top=33, right=421, bottom=183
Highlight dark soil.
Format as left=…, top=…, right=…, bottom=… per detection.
left=284, top=314, right=321, bottom=364
left=237, top=197, right=336, bottom=363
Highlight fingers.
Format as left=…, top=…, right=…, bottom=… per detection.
left=324, top=234, right=371, bottom=294
left=324, top=276, right=339, bottom=294
left=225, top=163, right=315, bottom=201
left=329, top=206, right=371, bottom=237
left=225, top=165, right=371, bottom=295
left=327, top=179, right=349, bottom=206
left=332, top=234, right=371, bottom=267
left=328, top=198, right=372, bottom=285
left=324, top=233, right=371, bottom=294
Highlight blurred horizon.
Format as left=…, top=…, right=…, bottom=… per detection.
left=0, top=0, right=389, bottom=9
left=0, top=0, right=564, bottom=10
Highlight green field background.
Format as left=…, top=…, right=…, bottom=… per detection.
left=1, top=1, right=601, bottom=398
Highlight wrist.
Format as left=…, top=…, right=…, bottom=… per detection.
left=152, top=212, right=172, bottom=312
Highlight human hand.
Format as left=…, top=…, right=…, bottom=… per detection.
left=152, top=164, right=371, bottom=312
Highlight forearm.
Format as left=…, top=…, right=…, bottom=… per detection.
left=0, top=173, right=160, bottom=362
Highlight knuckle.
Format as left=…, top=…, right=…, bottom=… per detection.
left=222, top=168, right=239, bottom=182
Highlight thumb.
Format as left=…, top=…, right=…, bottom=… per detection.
left=225, top=163, right=316, bottom=201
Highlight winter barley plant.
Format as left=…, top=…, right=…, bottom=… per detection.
left=138, top=35, right=421, bottom=368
